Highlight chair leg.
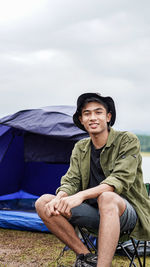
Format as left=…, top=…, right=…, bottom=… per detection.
left=130, top=238, right=143, bottom=267
left=118, top=243, right=137, bottom=267
left=78, top=227, right=97, bottom=253
left=78, top=227, right=147, bottom=267
left=143, top=241, right=147, bottom=267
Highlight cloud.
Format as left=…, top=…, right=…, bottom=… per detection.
left=0, top=0, right=150, bottom=132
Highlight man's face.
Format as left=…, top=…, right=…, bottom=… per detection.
left=79, top=101, right=112, bottom=135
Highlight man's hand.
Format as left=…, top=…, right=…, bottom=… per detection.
left=44, top=191, right=68, bottom=217
left=44, top=196, right=62, bottom=217
left=55, top=193, right=84, bottom=217
left=44, top=184, right=114, bottom=218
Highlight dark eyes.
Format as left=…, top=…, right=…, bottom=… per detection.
left=84, top=111, right=103, bottom=115
left=96, top=111, right=102, bottom=114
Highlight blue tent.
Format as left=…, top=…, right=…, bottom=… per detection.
left=0, top=106, right=88, bottom=232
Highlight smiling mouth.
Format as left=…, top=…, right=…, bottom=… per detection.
left=89, top=123, right=99, bottom=128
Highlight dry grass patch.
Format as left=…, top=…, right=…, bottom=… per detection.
left=0, top=229, right=150, bottom=266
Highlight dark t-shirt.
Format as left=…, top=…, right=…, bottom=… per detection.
left=87, top=142, right=105, bottom=208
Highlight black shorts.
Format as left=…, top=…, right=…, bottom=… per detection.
left=69, top=198, right=137, bottom=234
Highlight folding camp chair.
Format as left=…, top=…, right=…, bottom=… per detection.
left=78, top=227, right=148, bottom=267
left=77, top=183, right=150, bottom=267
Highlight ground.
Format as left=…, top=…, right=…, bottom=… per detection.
left=0, top=228, right=149, bottom=266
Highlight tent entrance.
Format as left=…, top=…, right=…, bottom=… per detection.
left=0, top=106, right=88, bottom=231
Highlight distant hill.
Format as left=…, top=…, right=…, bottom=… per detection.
left=137, top=135, right=150, bottom=152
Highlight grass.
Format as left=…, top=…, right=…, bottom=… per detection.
left=0, top=228, right=150, bottom=266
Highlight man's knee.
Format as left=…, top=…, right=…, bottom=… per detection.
left=97, top=191, right=117, bottom=206
left=97, top=192, right=126, bottom=216
left=35, top=194, right=54, bottom=213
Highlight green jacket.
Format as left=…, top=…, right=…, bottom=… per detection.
left=57, top=128, right=150, bottom=240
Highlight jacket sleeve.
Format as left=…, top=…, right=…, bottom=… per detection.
left=56, top=142, right=82, bottom=196
left=101, top=133, right=142, bottom=195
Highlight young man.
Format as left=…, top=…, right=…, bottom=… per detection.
left=35, top=93, right=150, bottom=267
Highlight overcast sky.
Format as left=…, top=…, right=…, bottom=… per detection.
left=0, top=0, right=150, bottom=133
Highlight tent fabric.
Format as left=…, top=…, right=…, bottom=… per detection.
left=0, top=190, right=39, bottom=201
left=22, top=162, right=69, bottom=196
left=0, top=134, right=24, bottom=196
left=24, top=132, right=76, bottom=163
left=0, top=210, right=49, bottom=232
left=0, top=125, right=10, bottom=136
left=0, top=126, right=13, bottom=162
left=0, top=106, right=88, bottom=232
left=0, top=106, right=88, bottom=163
left=0, top=105, right=87, bottom=139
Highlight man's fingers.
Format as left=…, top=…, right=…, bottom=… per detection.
left=65, top=205, right=71, bottom=215
left=57, top=198, right=72, bottom=214
left=45, top=202, right=58, bottom=217
left=63, top=211, right=71, bottom=219
left=57, top=202, right=68, bottom=214
left=44, top=197, right=73, bottom=218
left=44, top=204, right=52, bottom=217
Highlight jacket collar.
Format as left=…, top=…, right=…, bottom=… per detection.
left=105, top=127, right=116, bottom=148
left=81, top=127, right=116, bottom=152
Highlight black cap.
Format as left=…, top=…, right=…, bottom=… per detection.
left=73, top=93, right=116, bottom=131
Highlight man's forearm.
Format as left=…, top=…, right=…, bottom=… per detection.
left=56, top=191, right=68, bottom=199
left=76, top=184, right=114, bottom=202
